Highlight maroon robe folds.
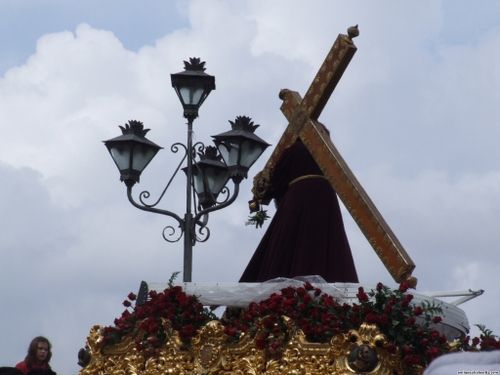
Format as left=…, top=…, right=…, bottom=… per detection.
left=240, top=140, right=358, bottom=283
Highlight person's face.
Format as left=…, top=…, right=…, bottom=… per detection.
left=359, top=346, right=370, bottom=362
left=36, top=342, right=49, bottom=363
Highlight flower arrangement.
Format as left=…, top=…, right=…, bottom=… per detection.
left=100, top=275, right=499, bottom=371
left=99, top=272, right=217, bottom=353
left=222, top=279, right=452, bottom=368
left=460, top=324, right=500, bottom=351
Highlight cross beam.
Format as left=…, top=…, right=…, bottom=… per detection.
left=255, top=26, right=415, bottom=283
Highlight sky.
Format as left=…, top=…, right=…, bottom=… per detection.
left=1, top=1, right=500, bottom=374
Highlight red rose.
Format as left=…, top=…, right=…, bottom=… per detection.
left=321, top=314, right=332, bottom=324
left=256, top=338, right=267, bottom=350
left=399, top=280, right=410, bottom=292
left=270, top=341, right=280, bottom=350
left=376, top=282, right=383, bottom=291
left=433, top=316, right=442, bottom=324
left=148, top=336, right=158, bottom=345
left=384, top=304, right=393, bottom=314
left=297, top=287, right=307, bottom=297
left=413, top=306, right=424, bottom=316
left=379, top=315, right=389, bottom=325
left=148, top=321, right=159, bottom=333
left=356, top=289, right=369, bottom=302
left=406, top=317, right=416, bottom=326
left=123, top=300, right=132, bottom=307
left=304, top=282, right=314, bottom=291
left=421, top=338, right=430, bottom=347
left=243, top=313, right=254, bottom=322
left=303, top=324, right=313, bottom=335
left=262, top=318, right=273, bottom=329
left=184, top=324, right=196, bottom=336
left=430, top=330, right=440, bottom=339
left=366, top=313, right=379, bottom=324
left=386, top=343, right=397, bottom=354
left=127, top=292, right=137, bottom=301
left=314, top=288, right=321, bottom=296
left=303, top=294, right=312, bottom=304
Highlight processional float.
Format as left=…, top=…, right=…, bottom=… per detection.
left=78, top=26, right=485, bottom=375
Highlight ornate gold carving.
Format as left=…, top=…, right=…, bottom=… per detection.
left=80, top=322, right=421, bottom=375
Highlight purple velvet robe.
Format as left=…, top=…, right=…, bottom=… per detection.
left=240, top=140, right=358, bottom=283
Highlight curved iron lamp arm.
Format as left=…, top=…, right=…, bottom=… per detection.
left=127, top=185, right=185, bottom=231
left=192, top=182, right=240, bottom=227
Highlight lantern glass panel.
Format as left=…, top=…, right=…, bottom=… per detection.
left=109, top=144, right=132, bottom=171
left=204, top=167, right=230, bottom=195
left=132, top=144, right=158, bottom=172
left=239, top=140, right=265, bottom=168
left=179, top=86, right=205, bottom=106
left=218, top=141, right=241, bottom=167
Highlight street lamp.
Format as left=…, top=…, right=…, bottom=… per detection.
left=104, top=58, right=270, bottom=282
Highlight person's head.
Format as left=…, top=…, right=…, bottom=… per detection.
left=357, top=344, right=371, bottom=362
left=25, top=337, right=52, bottom=367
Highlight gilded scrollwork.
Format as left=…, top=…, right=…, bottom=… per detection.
left=79, top=322, right=427, bottom=375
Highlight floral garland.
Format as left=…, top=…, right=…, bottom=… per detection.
left=99, top=272, right=217, bottom=353
left=222, top=279, right=450, bottom=367
left=100, top=276, right=499, bottom=369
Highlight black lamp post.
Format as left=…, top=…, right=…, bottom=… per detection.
left=104, top=58, right=269, bottom=282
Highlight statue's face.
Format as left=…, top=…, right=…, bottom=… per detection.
left=359, top=346, right=370, bottom=362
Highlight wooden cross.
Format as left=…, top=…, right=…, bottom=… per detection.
left=254, top=26, right=416, bottom=284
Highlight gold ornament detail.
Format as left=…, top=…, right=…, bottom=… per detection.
left=79, top=322, right=435, bottom=375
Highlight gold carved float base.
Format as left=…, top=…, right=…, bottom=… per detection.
left=79, top=322, right=428, bottom=375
